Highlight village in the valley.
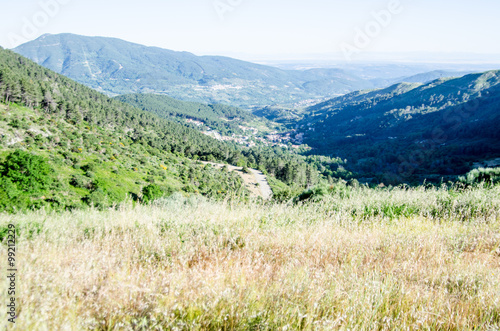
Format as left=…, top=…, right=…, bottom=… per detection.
left=186, top=118, right=304, bottom=149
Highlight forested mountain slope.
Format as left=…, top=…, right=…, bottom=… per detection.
left=115, top=93, right=275, bottom=136
left=300, top=71, right=500, bottom=183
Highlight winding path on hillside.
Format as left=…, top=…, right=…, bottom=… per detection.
left=249, top=168, right=273, bottom=199
left=200, top=162, right=273, bottom=199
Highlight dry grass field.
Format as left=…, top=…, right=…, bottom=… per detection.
left=1, top=185, right=500, bottom=330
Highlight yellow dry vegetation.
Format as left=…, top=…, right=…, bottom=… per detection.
left=1, top=186, right=499, bottom=330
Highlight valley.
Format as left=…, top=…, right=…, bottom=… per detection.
left=12, top=34, right=500, bottom=185
left=1, top=27, right=500, bottom=330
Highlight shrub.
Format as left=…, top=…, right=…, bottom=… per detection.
left=142, top=184, right=164, bottom=204
left=70, top=175, right=93, bottom=190
left=0, top=178, right=22, bottom=212
left=296, top=185, right=329, bottom=203
left=242, top=166, right=251, bottom=174
left=0, top=150, right=53, bottom=193
left=81, top=162, right=98, bottom=172
left=272, top=187, right=296, bottom=203
left=460, top=167, right=500, bottom=185
left=8, top=118, right=29, bottom=129
left=83, top=188, right=108, bottom=209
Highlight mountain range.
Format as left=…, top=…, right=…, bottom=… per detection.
left=13, top=33, right=380, bottom=107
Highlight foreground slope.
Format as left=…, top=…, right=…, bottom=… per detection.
left=300, top=71, right=500, bottom=183
left=2, top=185, right=499, bottom=329
left=14, top=33, right=375, bottom=107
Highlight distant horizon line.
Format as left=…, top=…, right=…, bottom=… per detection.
left=9, top=32, right=500, bottom=65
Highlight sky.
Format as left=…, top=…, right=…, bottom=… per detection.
left=1, top=0, right=500, bottom=62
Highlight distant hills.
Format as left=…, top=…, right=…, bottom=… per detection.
left=296, top=71, right=500, bottom=183
left=14, top=33, right=378, bottom=107
left=394, top=70, right=474, bottom=85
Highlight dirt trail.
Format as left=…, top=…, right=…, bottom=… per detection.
left=200, top=162, right=273, bottom=199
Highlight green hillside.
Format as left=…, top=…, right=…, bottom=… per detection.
left=0, top=49, right=256, bottom=211
left=0, top=47, right=349, bottom=211
left=13, top=33, right=376, bottom=107
left=299, top=71, right=500, bottom=183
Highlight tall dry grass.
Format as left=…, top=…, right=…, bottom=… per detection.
left=1, top=186, right=500, bottom=330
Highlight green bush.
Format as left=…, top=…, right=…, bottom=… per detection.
left=82, top=162, right=98, bottom=172
left=70, top=175, right=93, bottom=190
left=84, top=188, right=108, bottom=209
left=0, top=178, right=22, bottom=212
left=8, top=118, right=29, bottom=129
left=272, top=187, right=296, bottom=203
left=0, top=150, right=53, bottom=193
left=142, top=184, right=164, bottom=204
left=460, top=167, right=500, bottom=185
left=296, top=185, right=329, bottom=203
left=0, top=150, right=55, bottom=212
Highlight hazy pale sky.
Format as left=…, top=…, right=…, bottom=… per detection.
left=1, top=0, right=500, bottom=60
